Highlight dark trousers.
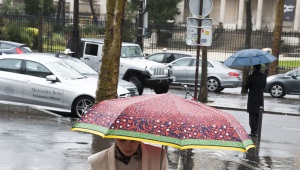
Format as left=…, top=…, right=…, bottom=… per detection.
left=249, top=113, right=258, bottom=134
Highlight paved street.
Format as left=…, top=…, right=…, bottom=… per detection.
left=1, top=106, right=300, bottom=169
left=162, top=85, right=300, bottom=116
left=0, top=87, right=300, bottom=169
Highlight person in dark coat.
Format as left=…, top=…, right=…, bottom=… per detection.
left=246, top=64, right=266, bottom=137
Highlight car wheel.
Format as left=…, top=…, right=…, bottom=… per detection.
left=154, top=85, right=169, bottom=94
left=72, top=96, right=95, bottom=118
left=129, top=76, right=144, bottom=95
left=270, top=83, right=286, bottom=98
left=207, top=77, right=220, bottom=92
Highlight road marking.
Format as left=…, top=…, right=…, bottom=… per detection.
left=281, top=127, right=300, bottom=131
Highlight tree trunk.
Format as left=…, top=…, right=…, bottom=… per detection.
left=71, top=0, right=80, bottom=58
left=89, top=0, right=98, bottom=24
left=198, top=46, right=208, bottom=103
left=62, top=0, right=65, bottom=27
left=95, top=0, right=126, bottom=103
left=56, top=0, right=63, bottom=23
left=241, top=0, right=252, bottom=94
left=37, top=0, right=43, bottom=52
left=270, top=0, right=284, bottom=75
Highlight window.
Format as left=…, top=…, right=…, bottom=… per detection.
left=0, top=59, right=21, bottom=73
left=172, top=58, right=193, bottom=66
left=289, top=70, right=300, bottom=77
left=165, top=54, right=175, bottom=63
left=191, top=59, right=213, bottom=67
left=148, top=54, right=164, bottom=62
left=0, top=43, right=14, bottom=50
left=121, top=46, right=143, bottom=58
left=25, top=61, right=52, bottom=78
left=85, top=43, right=98, bottom=56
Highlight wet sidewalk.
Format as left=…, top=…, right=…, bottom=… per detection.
left=162, top=86, right=300, bottom=116
left=207, top=87, right=300, bottom=116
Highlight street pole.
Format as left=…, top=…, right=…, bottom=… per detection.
left=72, top=0, right=80, bottom=58
left=137, top=0, right=144, bottom=51
left=193, top=1, right=203, bottom=100
left=38, top=0, right=43, bottom=52
left=258, top=106, right=264, bottom=142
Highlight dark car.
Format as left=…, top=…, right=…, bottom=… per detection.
left=0, top=40, right=32, bottom=54
left=145, top=50, right=194, bottom=64
left=264, top=68, right=300, bottom=98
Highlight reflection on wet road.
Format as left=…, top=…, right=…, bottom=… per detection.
left=1, top=104, right=300, bottom=169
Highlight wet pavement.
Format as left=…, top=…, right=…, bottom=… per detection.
left=0, top=86, right=300, bottom=170
left=164, top=85, right=300, bottom=116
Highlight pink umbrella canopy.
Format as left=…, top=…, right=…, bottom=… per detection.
left=72, top=93, right=254, bottom=152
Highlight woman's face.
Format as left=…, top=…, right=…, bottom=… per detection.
left=116, top=139, right=140, bottom=156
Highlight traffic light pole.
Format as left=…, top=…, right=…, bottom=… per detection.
left=137, top=0, right=145, bottom=51
left=193, top=0, right=203, bottom=100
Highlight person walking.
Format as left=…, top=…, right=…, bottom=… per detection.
left=246, top=64, right=266, bottom=137
left=88, top=139, right=168, bottom=170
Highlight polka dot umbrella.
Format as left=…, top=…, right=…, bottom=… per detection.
left=72, top=93, right=254, bottom=152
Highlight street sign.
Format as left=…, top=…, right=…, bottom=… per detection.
left=189, top=0, right=213, bottom=18
left=187, top=17, right=212, bottom=27
left=186, top=26, right=212, bottom=46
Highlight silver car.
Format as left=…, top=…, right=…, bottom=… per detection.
left=264, top=68, right=300, bottom=98
left=0, top=40, right=32, bottom=54
left=57, top=54, right=139, bottom=97
left=167, top=57, right=242, bottom=92
left=0, top=53, right=130, bottom=117
left=145, top=50, right=193, bottom=64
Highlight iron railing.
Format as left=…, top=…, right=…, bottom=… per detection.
left=0, top=14, right=299, bottom=70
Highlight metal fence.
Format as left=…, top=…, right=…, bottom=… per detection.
left=1, top=14, right=299, bottom=69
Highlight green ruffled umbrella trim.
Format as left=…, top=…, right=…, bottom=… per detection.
left=72, top=122, right=255, bottom=152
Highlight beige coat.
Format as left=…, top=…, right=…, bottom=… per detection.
left=88, top=142, right=168, bottom=170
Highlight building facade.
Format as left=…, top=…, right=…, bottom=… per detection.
left=0, top=0, right=299, bottom=31
left=176, top=0, right=299, bottom=31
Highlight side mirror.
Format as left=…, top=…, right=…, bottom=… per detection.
left=167, top=64, right=172, bottom=69
left=46, top=75, right=59, bottom=82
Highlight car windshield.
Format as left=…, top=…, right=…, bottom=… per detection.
left=286, top=69, right=300, bottom=76
left=47, top=61, right=85, bottom=79
left=121, top=46, right=143, bottom=58
left=61, top=57, right=97, bottom=75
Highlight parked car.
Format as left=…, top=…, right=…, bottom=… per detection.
left=57, top=54, right=139, bottom=97
left=264, top=68, right=300, bottom=98
left=0, top=53, right=130, bottom=117
left=145, top=49, right=194, bottom=64
left=0, top=40, right=32, bottom=54
left=167, top=57, right=242, bottom=92
left=79, top=38, right=174, bottom=95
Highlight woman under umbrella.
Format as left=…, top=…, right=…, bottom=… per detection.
left=88, top=139, right=168, bottom=170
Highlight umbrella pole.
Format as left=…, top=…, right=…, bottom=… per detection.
left=159, top=145, right=164, bottom=170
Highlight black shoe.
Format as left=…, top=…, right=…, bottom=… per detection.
left=249, top=133, right=258, bottom=137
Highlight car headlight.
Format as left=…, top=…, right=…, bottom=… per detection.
left=165, top=67, right=169, bottom=76
left=267, top=76, right=275, bottom=82
left=148, top=67, right=154, bottom=76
